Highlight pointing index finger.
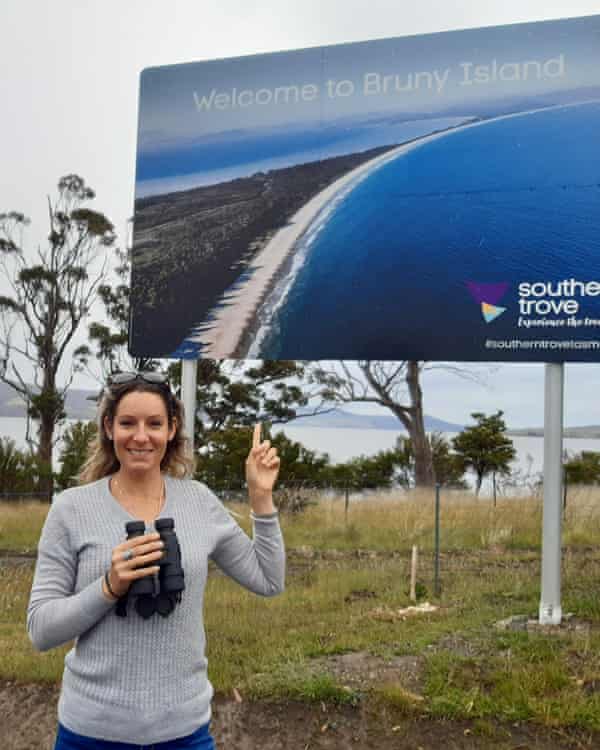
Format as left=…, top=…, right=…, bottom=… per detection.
left=253, top=423, right=261, bottom=449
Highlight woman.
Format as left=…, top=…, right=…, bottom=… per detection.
left=27, top=371, right=285, bottom=749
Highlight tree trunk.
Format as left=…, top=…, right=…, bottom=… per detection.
left=406, top=361, right=435, bottom=487
left=331, top=360, right=436, bottom=489
left=38, top=408, right=54, bottom=498
left=37, top=364, right=61, bottom=499
left=475, top=473, right=483, bottom=497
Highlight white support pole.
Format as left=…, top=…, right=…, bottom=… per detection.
left=539, top=362, right=564, bottom=625
left=181, top=359, right=197, bottom=455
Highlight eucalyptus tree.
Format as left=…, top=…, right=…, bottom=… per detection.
left=0, top=175, right=115, bottom=487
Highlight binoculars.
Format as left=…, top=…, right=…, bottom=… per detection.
left=117, top=517, right=185, bottom=619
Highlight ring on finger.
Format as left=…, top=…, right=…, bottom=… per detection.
left=122, top=549, right=135, bottom=562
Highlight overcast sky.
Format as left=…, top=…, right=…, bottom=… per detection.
left=2, top=0, right=600, bottom=429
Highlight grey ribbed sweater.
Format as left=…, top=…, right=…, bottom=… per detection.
left=27, top=476, right=285, bottom=744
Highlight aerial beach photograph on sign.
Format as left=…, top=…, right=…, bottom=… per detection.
left=131, top=14, right=600, bottom=362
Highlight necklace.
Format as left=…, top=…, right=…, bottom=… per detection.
left=112, top=476, right=165, bottom=520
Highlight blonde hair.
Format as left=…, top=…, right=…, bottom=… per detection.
left=79, top=381, right=195, bottom=484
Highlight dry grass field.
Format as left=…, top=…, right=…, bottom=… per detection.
left=1, top=488, right=600, bottom=748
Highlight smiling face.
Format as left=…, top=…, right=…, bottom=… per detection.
left=104, top=390, right=176, bottom=477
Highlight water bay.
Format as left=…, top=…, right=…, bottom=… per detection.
left=3, top=414, right=599, bottom=496
left=260, top=102, right=600, bottom=360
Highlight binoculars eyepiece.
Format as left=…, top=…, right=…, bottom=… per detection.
left=118, top=517, right=185, bottom=619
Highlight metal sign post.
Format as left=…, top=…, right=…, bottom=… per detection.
left=539, top=362, right=564, bottom=625
left=181, top=359, right=197, bottom=454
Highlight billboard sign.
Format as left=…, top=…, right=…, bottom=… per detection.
left=131, top=15, right=600, bottom=361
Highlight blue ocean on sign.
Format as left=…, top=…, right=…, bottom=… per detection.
left=254, top=102, right=600, bottom=361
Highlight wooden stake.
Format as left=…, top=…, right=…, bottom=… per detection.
left=410, top=544, right=418, bottom=602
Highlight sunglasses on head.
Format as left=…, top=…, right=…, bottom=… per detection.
left=107, top=371, right=170, bottom=388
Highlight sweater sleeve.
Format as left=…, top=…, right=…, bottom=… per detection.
left=209, top=494, right=285, bottom=598
left=27, top=495, right=116, bottom=652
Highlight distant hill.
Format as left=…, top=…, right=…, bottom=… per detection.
left=293, top=408, right=463, bottom=433
left=4, top=383, right=600, bottom=438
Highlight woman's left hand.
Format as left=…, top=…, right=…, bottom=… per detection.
left=246, top=423, right=280, bottom=513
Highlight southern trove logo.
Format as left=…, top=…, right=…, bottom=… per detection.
left=466, top=281, right=509, bottom=323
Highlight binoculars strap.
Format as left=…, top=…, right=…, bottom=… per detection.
left=115, top=593, right=129, bottom=617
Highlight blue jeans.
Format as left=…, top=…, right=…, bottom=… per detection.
left=53, top=722, right=216, bottom=750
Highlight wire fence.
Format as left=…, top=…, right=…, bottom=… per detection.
left=0, top=478, right=595, bottom=510
left=0, top=482, right=358, bottom=508
left=0, top=491, right=52, bottom=503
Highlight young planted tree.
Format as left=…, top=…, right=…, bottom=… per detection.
left=563, top=451, right=600, bottom=485
left=452, top=411, right=516, bottom=495
left=429, top=432, right=468, bottom=489
left=0, top=175, right=115, bottom=489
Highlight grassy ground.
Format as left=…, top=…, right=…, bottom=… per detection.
left=1, top=488, right=600, bottom=737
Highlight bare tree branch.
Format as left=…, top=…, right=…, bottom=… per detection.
left=310, top=360, right=434, bottom=486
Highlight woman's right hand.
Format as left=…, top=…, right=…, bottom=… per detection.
left=103, top=532, right=165, bottom=599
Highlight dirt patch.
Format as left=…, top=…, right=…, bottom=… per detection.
left=3, top=680, right=599, bottom=750
left=311, top=650, right=425, bottom=695
left=1, top=681, right=61, bottom=749
left=435, top=634, right=484, bottom=658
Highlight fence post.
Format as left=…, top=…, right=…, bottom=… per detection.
left=410, top=545, right=418, bottom=602
left=344, top=485, right=349, bottom=523
left=434, top=483, right=441, bottom=597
